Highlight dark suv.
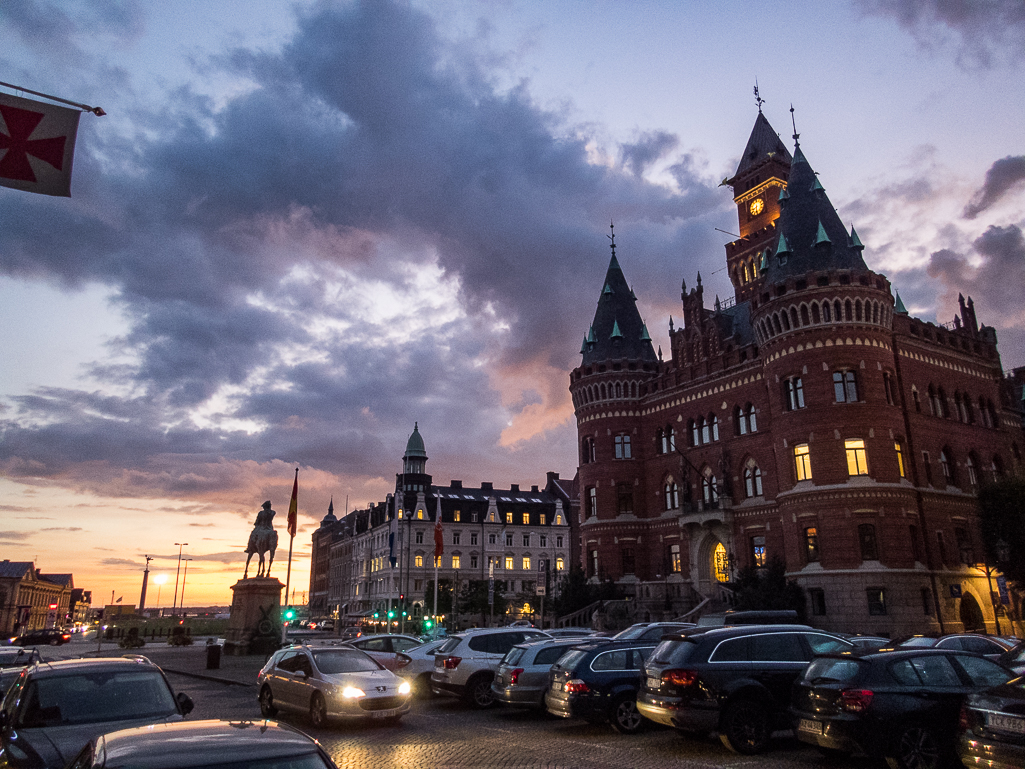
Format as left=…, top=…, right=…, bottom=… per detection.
left=545, top=640, right=657, bottom=734
left=636, top=625, right=854, bottom=754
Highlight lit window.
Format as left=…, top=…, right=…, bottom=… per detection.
left=540, top=514, right=546, bottom=525
left=452, top=555, right=461, bottom=569
left=522, top=513, right=529, bottom=525
left=453, top=510, right=461, bottom=522
left=795, top=444, right=812, bottom=481
left=845, top=439, right=869, bottom=476
left=398, top=508, right=404, bottom=519
left=556, top=556, right=565, bottom=571
left=805, top=527, right=819, bottom=562
left=505, top=556, right=514, bottom=570
left=417, top=509, right=423, bottom=520
left=713, top=543, right=729, bottom=583
left=670, top=543, right=682, bottom=572
left=505, top=512, right=513, bottom=524
left=751, top=536, right=766, bottom=568
left=522, top=556, right=531, bottom=571
left=895, top=441, right=906, bottom=478
left=415, top=555, right=423, bottom=568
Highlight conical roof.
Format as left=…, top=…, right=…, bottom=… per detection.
left=731, top=111, right=793, bottom=180
left=580, top=253, right=656, bottom=365
left=404, top=422, right=427, bottom=459
left=760, top=141, right=868, bottom=282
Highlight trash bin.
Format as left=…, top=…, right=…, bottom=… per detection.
left=206, top=642, right=222, bottom=670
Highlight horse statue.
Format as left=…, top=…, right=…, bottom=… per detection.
left=244, top=501, right=279, bottom=578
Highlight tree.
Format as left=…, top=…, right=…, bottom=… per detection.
left=423, top=579, right=454, bottom=616
left=731, top=558, right=807, bottom=622
left=457, top=579, right=507, bottom=624
left=552, top=564, right=595, bottom=618
left=977, top=476, right=1025, bottom=587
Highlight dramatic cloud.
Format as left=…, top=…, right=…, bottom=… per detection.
left=0, top=0, right=725, bottom=508
left=858, top=0, right=1025, bottom=66
left=963, top=156, right=1025, bottom=219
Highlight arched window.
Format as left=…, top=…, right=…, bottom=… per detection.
left=736, top=405, right=747, bottom=435
left=710, top=414, right=720, bottom=442
left=801, top=305, right=810, bottom=326
left=811, top=303, right=820, bottom=324
left=781, top=312, right=791, bottom=331
left=581, top=437, right=595, bottom=464
left=991, top=455, right=1005, bottom=481
left=747, top=404, right=757, bottom=432
left=939, top=448, right=955, bottom=485
left=666, top=425, right=675, bottom=452
left=664, top=478, right=679, bottom=510
left=700, top=417, right=710, bottom=445
left=713, top=542, right=730, bottom=583
left=744, top=462, right=763, bottom=498
left=845, top=299, right=853, bottom=321
left=656, top=428, right=665, bottom=455
left=701, top=469, right=719, bottom=506
left=966, top=452, right=979, bottom=488
left=689, top=419, right=699, bottom=447
left=855, top=299, right=863, bottom=322
left=615, top=382, right=622, bottom=398
left=822, top=301, right=831, bottom=322
left=834, top=299, right=842, bottom=321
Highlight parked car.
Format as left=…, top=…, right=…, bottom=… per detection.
left=319, top=619, right=335, bottom=632
left=958, top=676, right=1025, bottom=769
left=897, top=633, right=1014, bottom=660
left=636, top=624, right=855, bottom=753
left=843, top=634, right=891, bottom=651
left=791, top=648, right=1015, bottom=768
left=348, top=634, right=423, bottom=654
left=258, top=645, right=411, bottom=726
left=0, top=656, right=194, bottom=768
left=65, top=719, right=340, bottom=769
left=340, top=626, right=362, bottom=641
left=398, top=638, right=448, bottom=697
left=545, top=639, right=657, bottom=734
left=0, top=648, right=41, bottom=696
left=432, top=627, right=551, bottom=707
left=998, top=640, right=1025, bottom=675
left=492, top=637, right=608, bottom=709
left=694, top=609, right=801, bottom=626
left=611, top=622, right=696, bottom=641
left=10, top=628, right=71, bottom=646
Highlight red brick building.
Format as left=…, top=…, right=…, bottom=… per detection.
left=570, top=111, right=1024, bottom=637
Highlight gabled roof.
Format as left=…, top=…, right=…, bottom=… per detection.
left=580, top=254, right=657, bottom=365
left=760, top=142, right=868, bottom=281
left=731, top=111, right=793, bottom=181
left=40, top=573, right=74, bottom=588
left=0, top=561, right=34, bottom=580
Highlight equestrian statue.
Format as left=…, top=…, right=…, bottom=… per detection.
left=244, top=500, right=278, bottom=578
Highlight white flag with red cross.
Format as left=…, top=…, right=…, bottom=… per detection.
left=0, top=91, right=81, bottom=197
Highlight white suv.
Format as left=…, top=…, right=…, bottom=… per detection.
left=431, top=627, right=550, bottom=707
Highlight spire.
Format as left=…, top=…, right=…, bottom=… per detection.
left=776, top=231, right=791, bottom=256
left=580, top=231, right=656, bottom=365
left=814, top=221, right=831, bottom=246
left=759, top=249, right=769, bottom=272
left=580, top=336, right=588, bottom=354
left=779, top=186, right=790, bottom=202
left=607, top=221, right=619, bottom=269
left=895, top=291, right=908, bottom=314
left=811, top=176, right=824, bottom=192
left=849, top=225, right=864, bottom=250
left=714, top=295, right=721, bottom=312
left=321, top=496, right=338, bottom=526
left=754, top=81, right=765, bottom=114
left=404, top=422, right=427, bottom=459
left=728, top=111, right=793, bottom=181
left=640, top=324, right=651, bottom=342
left=669, top=315, right=674, bottom=332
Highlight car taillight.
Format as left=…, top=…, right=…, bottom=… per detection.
left=662, top=669, right=698, bottom=687
left=564, top=679, right=590, bottom=693
left=840, top=689, right=874, bottom=713
left=443, top=656, right=461, bottom=670
left=509, top=668, right=524, bottom=685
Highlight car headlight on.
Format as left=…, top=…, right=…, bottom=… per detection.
left=398, top=681, right=411, bottom=695
left=342, top=686, right=366, bottom=699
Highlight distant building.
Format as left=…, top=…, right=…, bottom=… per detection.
left=570, top=110, right=1024, bottom=637
left=0, top=561, right=75, bottom=635
left=311, top=424, right=575, bottom=627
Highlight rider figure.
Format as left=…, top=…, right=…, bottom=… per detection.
left=255, top=500, right=275, bottom=529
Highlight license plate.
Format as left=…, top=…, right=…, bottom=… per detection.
left=646, top=677, right=660, bottom=689
left=552, top=682, right=563, bottom=692
left=988, top=713, right=1025, bottom=734
left=370, top=710, right=390, bottom=719
left=798, top=719, right=823, bottom=735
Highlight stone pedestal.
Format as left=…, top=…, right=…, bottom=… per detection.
left=224, top=577, right=284, bottom=656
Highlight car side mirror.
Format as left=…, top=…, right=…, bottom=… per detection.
left=176, top=692, right=194, bottom=716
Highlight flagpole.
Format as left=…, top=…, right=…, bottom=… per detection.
left=282, top=468, right=298, bottom=643
left=0, top=79, right=106, bottom=115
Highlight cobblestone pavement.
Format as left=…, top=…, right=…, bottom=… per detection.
left=44, top=636, right=878, bottom=769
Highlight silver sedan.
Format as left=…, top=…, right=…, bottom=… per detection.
left=257, top=645, right=411, bottom=727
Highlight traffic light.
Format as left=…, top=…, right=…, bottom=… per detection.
left=424, top=618, right=433, bottom=630
left=387, top=610, right=395, bottom=619
left=373, top=611, right=379, bottom=619
left=283, top=607, right=296, bottom=622
left=399, top=593, right=404, bottom=602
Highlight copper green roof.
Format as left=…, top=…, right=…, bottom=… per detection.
left=404, top=422, right=427, bottom=459
left=580, top=252, right=657, bottom=365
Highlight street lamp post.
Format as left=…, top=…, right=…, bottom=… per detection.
left=172, top=543, right=188, bottom=616
left=179, top=559, right=193, bottom=616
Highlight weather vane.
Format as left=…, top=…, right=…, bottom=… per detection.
left=754, top=81, right=764, bottom=113
left=608, top=220, right=616, bottom=259
left=790, top=103, right=800, bottom=146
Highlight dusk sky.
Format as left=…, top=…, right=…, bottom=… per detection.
left=2, top=0, right=1024, bottom=608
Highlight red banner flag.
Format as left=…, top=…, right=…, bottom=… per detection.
left=287, top=468, right=298, bottom=537
left=433, top=492, right=443, bottom=559
left=0, top=92, right=81, bottom=197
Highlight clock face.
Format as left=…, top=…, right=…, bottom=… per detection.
left=749, top=198, right=764, bottom=216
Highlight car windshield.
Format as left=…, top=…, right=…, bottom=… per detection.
left=552, top=649, right=587, bottom=672
left=802, top=657, right=865, bottom=684
left=312, top=649, right=382, bottom=674
left=437, top=637, right=462, bottom=654
left=19, top=670, right=177, bottom=728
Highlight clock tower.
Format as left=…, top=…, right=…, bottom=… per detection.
left=724, top=111, right=792, bottom=304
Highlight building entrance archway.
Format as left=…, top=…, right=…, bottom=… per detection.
left=959, top=591, right=985, bottom=632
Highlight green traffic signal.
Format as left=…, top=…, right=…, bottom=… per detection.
left=388, top=610, right=395, bottom=619
left=373, top=612, right=379, bottom=619
left=424, top=619, right=433, bottom=629
left=283, top=607, right=296, bottom=621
